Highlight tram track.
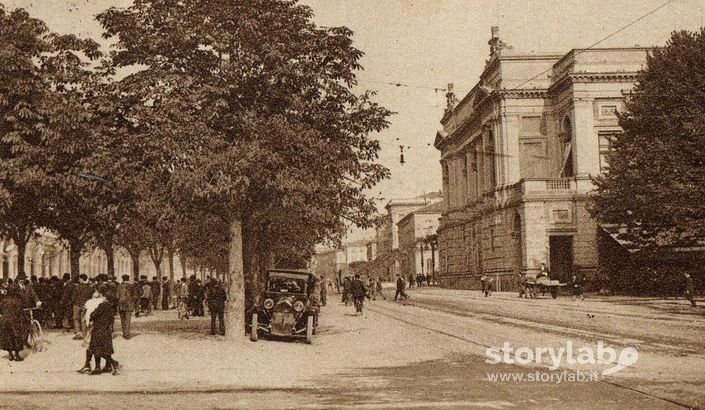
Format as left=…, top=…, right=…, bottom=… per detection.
left=366, top=302, right=697, bottom=409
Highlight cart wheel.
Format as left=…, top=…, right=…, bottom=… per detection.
left=305, top=315, right=313, bottom=344
left=250, top=313, right=258, bottom=342
left=551, top=288, right=558, bottom=299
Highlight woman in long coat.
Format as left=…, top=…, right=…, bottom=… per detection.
left=88, top=285, right=119, bottom=375
left=0, top=287, right=29, bottom=361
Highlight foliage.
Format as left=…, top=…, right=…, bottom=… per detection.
left=590, top=28, right=705, bottom=250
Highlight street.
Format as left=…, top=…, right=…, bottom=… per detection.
left=1, top=287, right=702, bottom=409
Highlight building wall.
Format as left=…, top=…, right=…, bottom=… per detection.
left=435, top=42, right=647, bottom=292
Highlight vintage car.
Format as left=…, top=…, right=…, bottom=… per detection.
left=249, top=269, right=319, bottom=344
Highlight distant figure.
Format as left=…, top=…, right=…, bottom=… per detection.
left=518, top=273, right=529, bottom=298
left=342, top=277, right=351, bottom=305
left=395, top=275, right=408, bottom=301
left=571, top=272, right=584, bottom=301
left=206, top=279, right=227, bottom=335
left=480, top=274, right=493, bottom=297
left=368, top=277, right=377, bottom=300
left=117, top=275, right=136, bottom=339
left=140, top=280, right=153, bottom=315
left=685, top=273, right=696, bottom=307
left=408, top=273, right=415, bottom=288
left=537, top=263, right=549, bottom=279
left=376, top=277, right=387, bottom=300
left=319, top=276, right=327, bottom=306
left=0, top=286, right=28, bottom=361
left=350, top=274, right=368, bottom=315
left=150, top=276, right=160, bottom=311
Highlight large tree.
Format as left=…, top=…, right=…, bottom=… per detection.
left=590, top=28, right=705, bottom=250
left=0, top=4, right=101, bottom=278
left=98, top=0, right=391, bottom=340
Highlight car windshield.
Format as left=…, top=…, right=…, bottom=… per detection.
left=267, top=274, right=308, bottom=294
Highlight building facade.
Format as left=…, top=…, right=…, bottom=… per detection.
left=0, top=230, right=133, bottom=280
left=397, top=201, right=442, bottom=279
left=434, top=27, right=648, bottom=291
left=371, top=194, right=442, bottom=280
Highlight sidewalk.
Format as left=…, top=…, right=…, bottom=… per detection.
left=0, top=301, right=466, bottom=393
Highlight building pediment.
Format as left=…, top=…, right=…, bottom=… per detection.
left=434, top=130, right=448, bottom=149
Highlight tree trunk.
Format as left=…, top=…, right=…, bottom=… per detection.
left=168, top=248, right=175, bottom=282
left=102, top=238, right=115, bottom=278
left=15, top=237, right=27, bottom=280
left=149, top=246, right=164, bottom=310
left=225, top=219, right=246, bottom=342
left=130, top=250, right=140, bottom=280
left=69, top=239, right=83, bottom=280
left=180, top=254, right=187, bottom=279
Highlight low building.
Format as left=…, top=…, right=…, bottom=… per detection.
left=371, top=193, right=443, bottom=280
left=397, top=201, right=443, bottom=281
left=434, top=27, right=649, bottom=291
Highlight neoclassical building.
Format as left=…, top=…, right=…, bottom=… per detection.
left=434, top=27, right=648, bottom=290
left=0, top=230, right=142, bottom=280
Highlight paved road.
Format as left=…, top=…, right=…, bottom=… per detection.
left=368, top=287, right=705, bottom=409
left=1, top=290, right=698, bottom=409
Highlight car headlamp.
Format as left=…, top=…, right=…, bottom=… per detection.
left=293, top=300, right=305, bottom=312
left=263, top=298, right=275, bottom=310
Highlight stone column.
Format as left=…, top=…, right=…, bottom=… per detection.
left=572, top=98, right=599, bottom=177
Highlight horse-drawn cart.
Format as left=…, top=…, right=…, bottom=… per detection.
left=522, top=274, right=566, bottom=299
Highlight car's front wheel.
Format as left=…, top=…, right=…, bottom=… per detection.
left=250, top=313, right=258, bottom=342
left=305, top=315, right=313, bottom=344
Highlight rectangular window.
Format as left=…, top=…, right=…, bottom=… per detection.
left=598, top=131, right=619, bottom=172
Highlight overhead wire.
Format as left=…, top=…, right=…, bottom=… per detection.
left=507, top=0, right=674, bottom=92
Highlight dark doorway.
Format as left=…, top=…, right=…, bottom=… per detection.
left=549, top=236, right=573, bottom=283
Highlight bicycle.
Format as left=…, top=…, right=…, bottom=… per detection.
left=23, top=307, right=45, bottom=352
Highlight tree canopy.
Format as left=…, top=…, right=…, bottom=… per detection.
left=589, top=28, right=705, bottom=250
left=0, top=1, right=391, bottom=334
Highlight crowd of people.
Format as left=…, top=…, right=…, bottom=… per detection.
left=0, top=272, right=230, bottom=366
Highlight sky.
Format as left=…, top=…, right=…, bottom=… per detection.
left=4, top=0, right=704, bottom=242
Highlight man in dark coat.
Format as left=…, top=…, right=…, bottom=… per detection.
left=350, top=274, right=367, bottom=315
left=117, top=275, right=136, bottom=339
left=0, top=286, right=29, bottom=361
left=206, top=279, right=227, bottom=335
left=87, top=285, right=119, bottom=375
left=59, top=274, right=74, bottom=331
left=161, top=276, right=171, bottom=310
left=150, top=276, right=160, bottom=311
left=72, top=274, right=94, bottom=340
left=395, top=275, right=408, bottom=301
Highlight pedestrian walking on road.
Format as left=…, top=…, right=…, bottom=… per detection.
left=320, top=276, right=327, bottom=306
left=376, top=277, right=387, bottom=300
left=394, top=275, right=408, bottom=301
left=684, top=273, right=696, bottom=307
left=408, top=273, right=415, bottom=288
left=342, top=277, right=351, bottom=305
left=350, top=274, right=368, bottom=315
left=117, top=275, right=136, bottom=339
left=480, top=274, right=493, bottom=297
left=571, top=272, right=584, bottom=301
left=368, top=277, right=376, bottom=300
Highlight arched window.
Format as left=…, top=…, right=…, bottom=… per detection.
left=560, top=117, right=574, bottom=177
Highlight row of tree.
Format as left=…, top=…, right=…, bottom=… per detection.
left=0, top=0, right=391, bottom=318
